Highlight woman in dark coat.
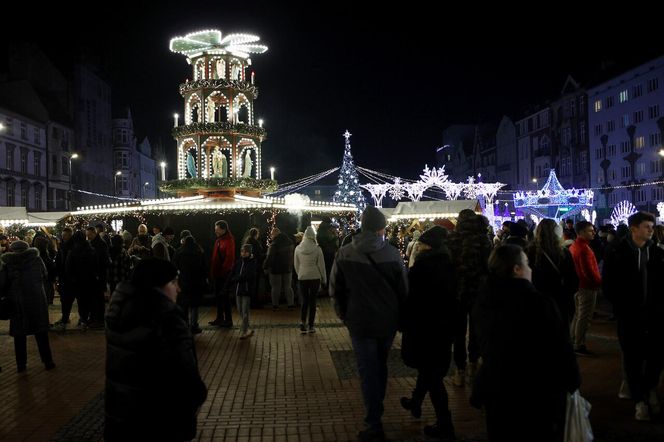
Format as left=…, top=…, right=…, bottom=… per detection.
left=33, top=234, right=57, bottom=304
left=400, top=226, right=458, bottom=439
left=526, top=218, right=579, bottom=324
left=172, top=234, right=208, bottom=334
left=105, top=258, right=207, bottom=442
left=244, top=227, right=265, bottom=307
left=64, top=231, right=99, bottom=326
left=471, top=244, right=580, bottom=442
left=0, top=240, right=55, bottom=372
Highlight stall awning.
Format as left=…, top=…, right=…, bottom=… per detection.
left=0, top=207, right=29, bottom=226
left=27, top=212, right=71, bottom=226
left=388, top=200, right=480, bottom=220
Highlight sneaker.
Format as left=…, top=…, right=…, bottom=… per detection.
left=357, top=428, right=386, bottom=442
left=636, top=401, right=650, bottom=421
left=51, top=321, right=67, bottom=332
left=649, top=389, right=661, bottom=415
left=423, top=423, right=456, bottom=440
left=453, top=369, right=465, bottom=387
left=618, top=380, right=632, bottom=399
left=308, top=325, right=316, bottom=334
left=76, top=321, right=88, bottom=331
left=400, top=396, right=422, bottom=418
left=300, top=323, right=307, bottom=334
left=574, top=346, right=594, bottom=357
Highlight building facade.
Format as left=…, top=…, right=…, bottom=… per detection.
left=588, top=55, right=664, bottom=215
left=112, top=109, right=157, bottom=199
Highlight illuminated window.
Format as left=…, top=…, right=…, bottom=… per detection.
left=594, top=99, right=602, bottom=112
left=619, top=90, right=629, bottom=103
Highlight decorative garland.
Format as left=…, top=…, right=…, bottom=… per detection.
left=179, top=79, right=259, bottom=98
left=172, top=122, right=267, bottom=138
left=159, top=177, right=277, bottom=193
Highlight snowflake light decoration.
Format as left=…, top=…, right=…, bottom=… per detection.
left=610, top=200, right=637, bottom=228
left=362, top=183, right=390, bottom=207
left=404, top=182, right=427, bottom=201
left=388, top=178, right=405, bottom=201
left=440, top=182, right=464, bottom=200
left=658, top=202, right=664, bottom=220
left=419, top=165, right=449, bottom=188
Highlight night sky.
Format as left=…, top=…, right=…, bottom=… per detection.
left=3, top=3, right=663, bottom=183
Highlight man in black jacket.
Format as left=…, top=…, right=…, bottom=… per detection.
left=86, top=226, right=110, bottom=328
left=330, top=207, right=408, bottom=442
left=603, top=211, right=664, bottom=421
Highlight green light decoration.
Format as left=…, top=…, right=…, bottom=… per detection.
left=170, top=30, right=268, bottom=59
left=160, top=178, right=277, bottom=194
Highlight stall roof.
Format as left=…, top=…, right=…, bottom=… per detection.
left=27, top=212, right=71, bottom=226
left=0, top=207, right=29, bottom=226
left=388, top=200, right=480, bottom=220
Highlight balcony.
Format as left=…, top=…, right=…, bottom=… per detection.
left=179, top=79, right=259, bottom=98
left=172, top=122, right=267, bottom=139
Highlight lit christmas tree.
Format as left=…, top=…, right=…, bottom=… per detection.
left=334, top=130, right=366, bottom=215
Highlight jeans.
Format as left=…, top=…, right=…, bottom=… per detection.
left=14, top=332, right=54, bottom=368
left=570, top=289, right=597, bottom=348
left=351, top=334, right=395, bottom=431
left=411, top=362, right=452, bottom=424
left=214, top=277, right=232, bottom=324
left=236, top=295, right=251, bottom=334
left=269, top=273, right=294, bottom=307
left=299, top=279, right=320, bottom=327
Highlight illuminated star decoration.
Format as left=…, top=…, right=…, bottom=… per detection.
left=170, top=30, right=268, bottom=59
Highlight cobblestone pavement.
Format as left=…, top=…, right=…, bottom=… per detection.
left=0, top=297, right=663, bottom=441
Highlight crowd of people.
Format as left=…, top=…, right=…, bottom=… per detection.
left=0, top=208, right=662, bottom=441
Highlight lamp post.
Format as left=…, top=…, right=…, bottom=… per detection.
left=68, top=153, right=79, bottom=210
left=270, top=166, right=275, bottom=181
left=115, top=170, right=122, bottom=195
left=160, top=161, right=167, bottom=181
left=143, top=182, right=150, bottom=199
left=532, top=177, right=538, bottom=190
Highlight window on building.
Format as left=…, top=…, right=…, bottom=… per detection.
left=579, top=122, right=586, bottom=142
left=33, top=128, right=40, bottom=145
left=20, top=123, right=27, bottom=140
left=610, top=169, right=617, bottom=180
left=620, top=114, right=630, bottom=128
left=579, top=151, right=587, bottom=172
left=650, top=160, right=662, bottom=174
left=633, top=110, right=644, bottom=123
left=606, top=120, right=615, bottom=132
left=652, top=188, right=664, bottom=201
left=595, top=147, right=604, bottom=160
left=34, top=152, right=41, bottom=176
left=20, top=184, right=28, bottom=207
left=5, top=144, right=15, bottom=171
left=597, top=172, right=604, bottom=184
left=649, top=132, right=661, bottom=147
left=635, top=136, right=645, bottom=149
left=20, top=150, right=27, bottom=174
left=647, top=77, right=659, bottom=93
left=594, top=99, right=602, bottom=112
left=115, top=151, right=130, bottom=169
left=6, top=181, right=15, bottom=206
left=619, top=90, right=629, bottom=103
left=621, top=166, right=632, bottom=178
left=34, top=185, right=42, bottom=209
left=608, top=144, right=616, bottom=157
left=633, top=84, right=643, bottom=98
left=605, top=96, right=614, bottom=108
left=5, top=117, right=14, bottom=136
left=649, top=104, right=660, bottom=119
left=62, top=157, right=69, bottom=176
left=594, top=124, right=602, bottom=136
left=620, top=141, right=630, bottom=153
left=636, top=162, right=646, bottom=176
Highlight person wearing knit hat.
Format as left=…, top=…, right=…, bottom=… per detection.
left=105, top=257, right=207, bottom=441
left=330, top=205, right=408, bottom=440
left=180, top=229, right=193, bottom=241
left=360, top=206, right=387, bottom=233
left=9, top=240, right=30, bottom=252
left=417, top=226, right=448, bottom=251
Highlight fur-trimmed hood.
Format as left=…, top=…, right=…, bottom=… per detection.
left=0, top=247, right=41, bottom=268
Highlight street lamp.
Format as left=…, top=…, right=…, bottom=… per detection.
left=115, top=171, right=122, bottom=195
left=659, top=149, right=664, bottom=157
left=0, top=122, right=5, bottom=132
left=160, top=161, right=167, bottom=181
left=143, top=182, right=150, bottom=198
left=68, top=153, right=79, bottom=210
left=532, top=177, right=538, bottom=189
left=270, top=166, right=275, bottom=181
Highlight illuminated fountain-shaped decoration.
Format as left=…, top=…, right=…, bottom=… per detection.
left=610, top=200, right=637, bottom=228
left=513, top=169, right=593, bottom=221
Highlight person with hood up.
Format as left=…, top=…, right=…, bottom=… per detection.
left=152, top=230, right=172, bottom=261
left=294, top=226, right=327, bottom=334
left=264, top=227, right=295, bottom=310
left=330, top=206, right=408, bottom=442
left=173, top=232, right=208, bottom=334
left=105, top=258, right=207, bottom=441
left=400, top=226, right=457, bottom=440
left=471, top=244, right=580, bottom=442
left=405, top=230, right=421, bottom=267
left=0, top=240, right=56, bottom=372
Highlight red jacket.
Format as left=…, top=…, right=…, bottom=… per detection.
left=210, top=233, right=235, bottom=278
left=569, top=238, right=601, bottom=290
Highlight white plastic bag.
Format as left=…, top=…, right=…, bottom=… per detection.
left=564, top=390, right=594, bottom=442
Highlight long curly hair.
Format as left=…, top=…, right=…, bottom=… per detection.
left=448, top=213, right=493, bottom=299
left=532, top=218, right=563, bottom=267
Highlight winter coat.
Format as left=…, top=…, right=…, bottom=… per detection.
left=65, top=242, right=99, bottom=293
left=108, top=247, right=132, bottom=289
left=0, top=248, right=50, bottom=337
left=263, top=233, right=294, bottom=275
left=448, top=224, right=493, bottom=306
left=316, top=222, right=339, bottom=257
left=210, top=232, right=236, bottom=278
left=471, top=277, right=579, bottom=417
left=105, top=282, right=207, bottom=442
left=245, top=236, right=264, bottom=261
left=330, top=231, right=408, bottom=339
left=603, top=236, right=664, bottom=333
left=173, top=242, right=208, bottom=306
left=228, top=256, right=257, bottom=297
left=90, top=235, right=110, bottom=288
left=151, top=233, right=171, bottom=261
left=526, top=246, right=579, bottom=324
left=401, top=249, right=457, bottom=372
left=294, top=229, right=326, bottom=283
left=569, top=237, right=601, bottom=290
